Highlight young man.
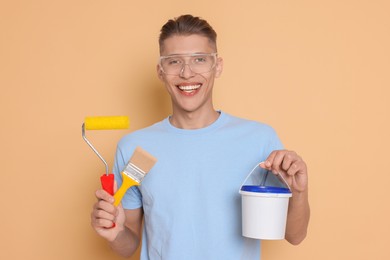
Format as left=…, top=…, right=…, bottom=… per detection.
left=91, top=14, right=310, bottom=259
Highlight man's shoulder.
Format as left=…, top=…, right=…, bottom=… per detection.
left=117, top=118, right=167, bottom=145
left=223, top=112, right=275, bottom=132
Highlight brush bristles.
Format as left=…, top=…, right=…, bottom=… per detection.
left=85, top=116, right=129, bottom=130
left=129, top=147, right=158, bottom=173
left=122, top=147, right=157, bottom=183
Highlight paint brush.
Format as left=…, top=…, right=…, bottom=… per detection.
left=113, top=146, right=157, bottom=206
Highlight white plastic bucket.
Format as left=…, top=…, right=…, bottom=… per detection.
left=239, top=186, right=292, bottom=240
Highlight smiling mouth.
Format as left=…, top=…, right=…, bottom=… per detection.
left=176, top=84, right=202, bottom=93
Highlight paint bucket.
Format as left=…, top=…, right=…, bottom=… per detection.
left=239, top=164, right=292, bottom=240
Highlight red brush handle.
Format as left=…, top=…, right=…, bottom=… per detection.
left=100, top=173, right=116, bottom=228
left=100, top=174, right=115, bottom=195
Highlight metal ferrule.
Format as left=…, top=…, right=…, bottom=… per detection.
left=123, top=163, right=146, bottom=183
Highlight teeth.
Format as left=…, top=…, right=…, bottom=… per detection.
left=178, top=84, right=201, bottom=91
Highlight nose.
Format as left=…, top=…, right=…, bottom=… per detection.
left=179, top=64, right=195, bottom=78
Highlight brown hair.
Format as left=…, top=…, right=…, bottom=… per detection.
left=159, top=14, right=217, bottom=53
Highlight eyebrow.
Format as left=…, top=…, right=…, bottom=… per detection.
left=161, top=52, right=216, bottom=57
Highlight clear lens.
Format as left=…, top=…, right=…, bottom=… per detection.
left=160, top=53, right=217, bottom=75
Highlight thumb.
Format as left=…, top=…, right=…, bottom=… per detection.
left=114, top=179, right=118, bottom=193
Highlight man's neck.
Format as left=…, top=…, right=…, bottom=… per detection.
left=169, top=109, right=220, bottom=130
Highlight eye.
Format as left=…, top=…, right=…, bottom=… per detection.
left=166, top=58, right=183, bottom=66
left=193, top=56, right=207, bottom=63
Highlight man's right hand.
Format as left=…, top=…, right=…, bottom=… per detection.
left=91, top=189, right=126, bottom=242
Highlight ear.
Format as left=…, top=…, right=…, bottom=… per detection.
left=215, top=57, right=223, bottom=78
left=156, top=64, right=164, bottom=81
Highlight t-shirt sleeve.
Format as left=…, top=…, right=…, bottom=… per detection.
left=263, top=126, right=284, bottom=160
left=265, top=126, right=284, bottom=155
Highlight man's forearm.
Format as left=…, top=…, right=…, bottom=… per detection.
left=109, top=226, right=141, bottom=257
left=285, top=190, right=310, bottom=245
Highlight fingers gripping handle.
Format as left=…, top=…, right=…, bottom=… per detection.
left=100, top=173, right=116, bottom=228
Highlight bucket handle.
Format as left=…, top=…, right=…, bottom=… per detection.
left=239, top=162, right=291, bottom=192
left=239, top=163, right=259, bottom=192
left=276, top=171, right=291, bottom=191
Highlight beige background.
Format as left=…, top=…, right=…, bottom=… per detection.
left=1, top=0, right=389, bottom=259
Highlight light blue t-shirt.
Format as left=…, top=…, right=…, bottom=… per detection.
left=113, top=111, right=283, bottom=260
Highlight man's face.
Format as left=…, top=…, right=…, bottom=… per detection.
left=157, top=34, right=223, bottom=114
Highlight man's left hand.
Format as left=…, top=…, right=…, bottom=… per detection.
left=260, top=150, right=308, bottom=193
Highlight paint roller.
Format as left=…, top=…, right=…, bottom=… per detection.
left=82, top=116, right=129, bottom=195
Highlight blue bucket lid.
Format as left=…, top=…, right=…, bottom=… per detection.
left=241, top=185, right=291, bottom=194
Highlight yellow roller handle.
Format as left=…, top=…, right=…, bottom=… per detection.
left=84, top=116, right=129, bottom=130
left=113, top=172, right=139, bottom=207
